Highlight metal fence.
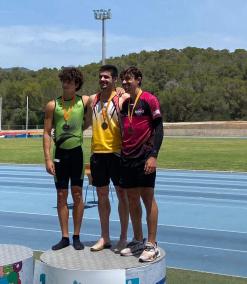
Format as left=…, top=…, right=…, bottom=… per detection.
left=1, top=125, right=44, bottom=130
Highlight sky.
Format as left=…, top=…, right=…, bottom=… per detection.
left=0, top=0, right=247, bottom=70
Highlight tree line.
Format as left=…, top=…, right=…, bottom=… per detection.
left=1, top=47, right=247, bottom=127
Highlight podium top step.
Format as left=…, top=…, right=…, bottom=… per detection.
left=40, top=243, right=165, bottom=271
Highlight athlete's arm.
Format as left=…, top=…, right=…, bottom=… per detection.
left=43, top=100, right=55, bottom=175
left=150, top=117, right=164, bottom=158
left=144, top=117, right=164, bottom=175
left=119, top=92, right=130, bottom=110
left=83, top=94, right=94, bottom=130
left=116, top=87, right=125, bottom=97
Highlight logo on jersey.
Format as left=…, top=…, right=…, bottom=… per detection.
left=153, top=109, right=161, bottom=116
left=134, top=108, right=144, bottom=115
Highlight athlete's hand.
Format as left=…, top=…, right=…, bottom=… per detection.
left=45, top=159, right=55, bottom=176
left=116, top=87, right=125, bottom=97
left=144, top=157, right=157, bottom=175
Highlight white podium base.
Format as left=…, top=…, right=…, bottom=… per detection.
left=34, top=241, right=166, bottom=284
left=0, top=244, right=33, bottom=284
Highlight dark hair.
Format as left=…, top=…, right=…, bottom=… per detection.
left=58, top=67, right=84, bottom=91
left=99, top=64, right=118, bottom=79
left=120, top=66, right=143, bottom=86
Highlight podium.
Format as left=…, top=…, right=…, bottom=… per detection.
left=34, top=242, right=166, bottom=284
left=0, top=244, right=33, bottom=284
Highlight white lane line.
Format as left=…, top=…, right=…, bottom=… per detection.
left=155, top=188, right=247, bottom=196
left=0, top=178, right=54, bottom=183
left=157, top=168, right=247, bottom=175
left=156, top=176, right=247, bottom=185
left=156, top=199, right=247, bottom=209
left=1, top=224, right=246, bottom=254
left=1, top=209, right=247, bottom=234
left=0, top=210, right=58, bottom=217
left=0, top=224, right=118, bottom=239
left=158, top=240, right=247, bottom=254
left=156, top=223, right=247, bottom=234
left=0, top=190, right=54, bottom=196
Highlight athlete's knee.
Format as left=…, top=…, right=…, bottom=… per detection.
left=57, top=190, right=68, bottom=207
left=116, top=188, right=128, bottom=200
left=96, top=187, right=109, bottom=198
left=71, top=188, right=82, bottom=204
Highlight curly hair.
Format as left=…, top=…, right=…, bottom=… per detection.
left=120, top=66, right=142, bottom=86
left=58, top=67, right=84, bottom=91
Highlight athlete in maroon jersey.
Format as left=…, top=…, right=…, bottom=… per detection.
left=119, top=66, right=164, bottom=262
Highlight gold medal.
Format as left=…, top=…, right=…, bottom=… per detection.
left=62, top=95, right=75, bottom=125
left=100, top=91, right=116, bottom=129
left=101, top=122, right=108, bottom=130
left=127, top=89, right=142, bottom=133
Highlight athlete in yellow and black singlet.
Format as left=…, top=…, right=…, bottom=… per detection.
left=90, top=90, right=121, bottom=187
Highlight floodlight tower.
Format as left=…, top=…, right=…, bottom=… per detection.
left=93, top=9, right=112, bottom=65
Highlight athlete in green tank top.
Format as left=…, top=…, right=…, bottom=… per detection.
left=43, top=67, right=89, bottom=251
left=53, top=95, right=84, bottom=149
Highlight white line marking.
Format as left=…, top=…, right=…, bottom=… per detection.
left=158, top=240, right=247, bottom=253
left=156, top=199, right=247, bottom=209
left=0, top=224, right=119, bottom=239
left=1, top=209, right=247, bottom=234
left=1, top=224, right=246, bottom=254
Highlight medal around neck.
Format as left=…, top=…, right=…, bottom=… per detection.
left=63, top=123, right=70, bottom=131
left=101, top=122, right=108, bottom=130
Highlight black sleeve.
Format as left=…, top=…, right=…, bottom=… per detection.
left=149, top=117, right=164, bottom=158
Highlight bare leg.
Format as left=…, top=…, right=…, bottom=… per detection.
left=115, top=186, right=129, bottom=241
left=71, top=186, right=84, bottom=235
left=52, top=189, right=70, bottom=250
left=71, top=186, right=84, bottom=250
left=57, top=189, right=69, bottom=237
left=141, top=187, right=158, bottom=244
left=90, top=186, right=111, bottom=251
left=126, top=187, right=143, bottom=241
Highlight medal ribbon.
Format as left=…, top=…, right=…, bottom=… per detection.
left=128, top=89, right=142, bottom=124
left=100, top=91, right=116, bottom=122
left=62, top=95, right=75, bottom=122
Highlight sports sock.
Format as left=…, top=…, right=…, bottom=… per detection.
left=52, top=237, right=70, bottom=250
left=73, top=235, right=84, bottom=250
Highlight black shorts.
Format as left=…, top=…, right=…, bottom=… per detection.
left=90, top=153, right=120, bottom=187
left=119, top=154, right=156, bottom=188
left=54, top=146, right=84, bottom=189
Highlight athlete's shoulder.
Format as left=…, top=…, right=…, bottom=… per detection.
left=45, top=99, right=55, bottom=111
left=81, top=95, right=89, bottom=106
left=89, top=93, right=100, bottom=107
left=141, top=91, right=160, bottom=102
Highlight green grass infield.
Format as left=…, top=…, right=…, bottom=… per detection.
left=0, top=137, right=247, bottom=172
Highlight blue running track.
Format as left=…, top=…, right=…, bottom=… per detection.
left=0, top=164, right=247, bottom=278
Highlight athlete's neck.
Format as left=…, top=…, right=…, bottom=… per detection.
left=62, top=92, right=76, bottom=100
left=130, top=88, right=141, bottom=101
left=101, top=89, right=114, bottom=102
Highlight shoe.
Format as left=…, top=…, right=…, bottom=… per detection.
left=72, top=235, right=84, bottom=250
left=90, top=239, right=112, bottom=252
left=120, top=239, right=145, bottom=256
left=113, top=239, right=128, bottom=254
left=139, top=242, right=160, bottom=262
left=52, top=237, right=70, bottom=251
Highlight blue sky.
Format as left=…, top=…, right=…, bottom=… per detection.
left=0, top=0, right=247, bottom=70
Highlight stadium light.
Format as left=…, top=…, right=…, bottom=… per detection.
left=93, top=9, right=112, bottom=65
